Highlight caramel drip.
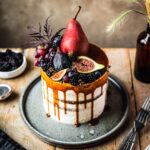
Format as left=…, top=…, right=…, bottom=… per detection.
left=53, top=89, right=56, bottom=117
left=84, top=94, right=86, bottom=109
left=101, top=86, right=103, bottom=95
left=75, top=92, right=79, bottom=127
left=53, top=90, right=60, bottom=120
left=64, top=92, right=67, bottom=114
left=91, top=92, right=94, bottom=120
left=46, top=83, right=50, bottom=117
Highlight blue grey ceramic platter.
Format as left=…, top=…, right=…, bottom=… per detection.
left=19, top=75, right=130, bottom=148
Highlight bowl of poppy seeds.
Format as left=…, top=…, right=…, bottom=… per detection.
left=0, top=49, right=27, bottom=79
left=0, top=84, right=12, bottom=100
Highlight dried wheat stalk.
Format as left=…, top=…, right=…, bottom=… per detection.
left=146, top=0, right=150, bottom=22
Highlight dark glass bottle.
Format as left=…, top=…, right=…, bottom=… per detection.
left=134, top=23, right=150, bottom=83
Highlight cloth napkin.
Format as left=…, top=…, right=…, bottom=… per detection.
left=0, top=130, right=25, bottom=150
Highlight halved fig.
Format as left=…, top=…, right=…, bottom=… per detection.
left=73, top=56, right=105, bottom=73
left=51, top=69, right=67, bottom=81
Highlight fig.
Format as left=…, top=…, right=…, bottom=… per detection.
left=73, top=56, right=105, bottom=73
left=53, top=51, right=71, bottom=71
left=51, top=69, right=67, bottom=81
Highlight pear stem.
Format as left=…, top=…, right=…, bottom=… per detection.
left=74, top=6, right=82, bottom=20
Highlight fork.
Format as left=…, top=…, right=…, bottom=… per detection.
left=119, top=97, right=150, bottom=150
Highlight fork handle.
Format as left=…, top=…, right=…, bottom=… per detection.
left=118, top=128, right=137, bottom=150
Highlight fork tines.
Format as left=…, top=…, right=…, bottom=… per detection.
left=142, top=97, right=150, bottom=111
left=136, top=97, right=150, bottom=124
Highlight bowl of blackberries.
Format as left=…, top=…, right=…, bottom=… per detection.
left=0, top=49, right=27, bottom=79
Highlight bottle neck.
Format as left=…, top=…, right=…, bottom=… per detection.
left=147, top=23, right=150, bottom=33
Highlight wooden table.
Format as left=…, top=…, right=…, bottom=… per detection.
left=0, top=48, right=150, bottom=150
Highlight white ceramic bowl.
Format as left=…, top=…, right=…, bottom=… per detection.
left=0, top=56, right=27, bottom=79
left=0, top=84, right=12, bottom=101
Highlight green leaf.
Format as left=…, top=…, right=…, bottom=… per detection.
left=106, top=9, right=146, bottom=33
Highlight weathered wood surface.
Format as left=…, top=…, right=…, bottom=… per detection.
left=0, top=48, right=149, bottom=150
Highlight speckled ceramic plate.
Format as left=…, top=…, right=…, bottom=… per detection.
left=20, top=75, right=130, bottom=148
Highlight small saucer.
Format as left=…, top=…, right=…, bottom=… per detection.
left=0, top=56, right=27, bottom=79
left=0, top=84, right=12, bottom=101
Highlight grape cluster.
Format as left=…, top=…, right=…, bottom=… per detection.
left=34, top=34, right=72, bottom=77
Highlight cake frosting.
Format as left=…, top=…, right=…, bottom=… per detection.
left=42, top=78, right=108, bottom=125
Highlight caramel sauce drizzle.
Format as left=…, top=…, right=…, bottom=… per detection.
left=84, top=94, right=87, bottom=109
left=64, top=92, right=67, bottom=114
left=53, top=89, right=56, bottom=116
left=45, top=83, right=50, bottom=117
left=101, top=86, right=103, bottom=95
left=53, top=90, right=60, bottom=120
left=75, top=92, right=79, bottom=127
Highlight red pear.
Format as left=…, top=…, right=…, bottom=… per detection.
left=60, top=6, right=89, bottom=55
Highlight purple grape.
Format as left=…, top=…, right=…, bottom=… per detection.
left=50, top=51, right=56, bottom=57
left=49, top=47, right=56, bottom=53
left=52, top=35, right=62, bottom=47
left=68, top=69, right=78, bottom=78
left=44, top=53, right=50, bottom=60
left=63, top=75, right=69, bottom=83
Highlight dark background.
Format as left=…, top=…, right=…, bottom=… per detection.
left=0, top=0, right=146, bottom=48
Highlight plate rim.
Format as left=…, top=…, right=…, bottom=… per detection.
left=19, top=74, right=130, bottom=148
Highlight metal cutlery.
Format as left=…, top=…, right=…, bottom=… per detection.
left=119, top=97, right=150, bottom=150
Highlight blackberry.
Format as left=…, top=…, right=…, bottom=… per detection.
left=42, top=66, right=47, bottom=72
left=87, top=73, right=96, bottom=83
left=69, top=53, right=77, bottom=62
left=39, top=59, right=46, bottom=67
left=46, top=61, right=54, bottom=68
left=70, top=77, right=79, bottom=86
left=46, top=66, right=55, bottom=77
left=78, top=73, right=88, bottom=83
left=78, top=79, right=85, bottom=85
left=46, top=70, right=52, bottom=77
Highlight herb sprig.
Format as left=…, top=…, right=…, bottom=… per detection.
left=28, top=18, right=65, bottom=46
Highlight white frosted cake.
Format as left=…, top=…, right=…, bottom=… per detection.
left=41, top=77, right=108, bottom=125
left=40, top=44, right=108, bottom=126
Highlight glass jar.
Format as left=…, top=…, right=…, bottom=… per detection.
left=134, top=23, right=150, bottom=83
